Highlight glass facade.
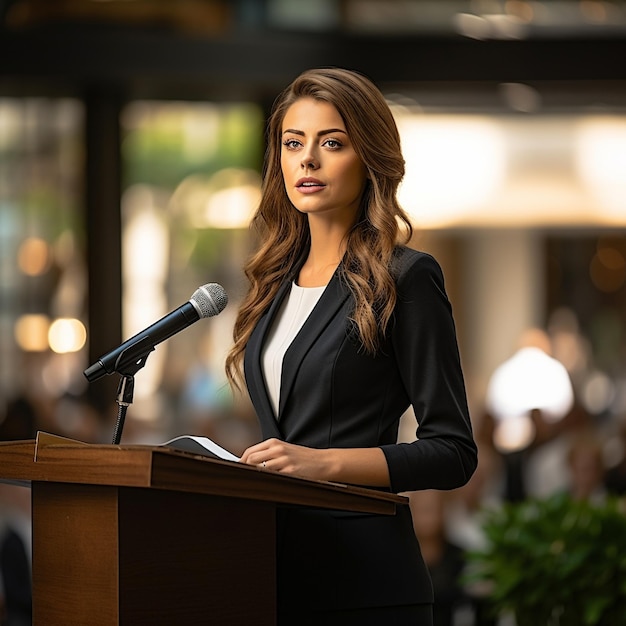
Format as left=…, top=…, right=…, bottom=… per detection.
left=0, top=98, right=86, bottom=440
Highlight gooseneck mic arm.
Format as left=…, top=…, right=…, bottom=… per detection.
left=111, top=375, right=135, bottom=445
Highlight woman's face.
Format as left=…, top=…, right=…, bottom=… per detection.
left=280, top=97, right=368, bottom=224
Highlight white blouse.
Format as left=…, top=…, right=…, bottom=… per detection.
left=261, top=281, right=326, bottom=417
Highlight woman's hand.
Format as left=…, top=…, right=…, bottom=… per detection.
left=239, top=438, right=333, bottom=482
left=239, top=438, right=391, bottom=487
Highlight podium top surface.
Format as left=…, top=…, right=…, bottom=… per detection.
left=0, top=438, right=406, bottom=515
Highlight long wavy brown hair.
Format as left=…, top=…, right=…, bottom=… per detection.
left=225, top=67, right=413, bottom=389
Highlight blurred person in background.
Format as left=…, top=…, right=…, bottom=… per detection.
left=444, top=446, right=500, bottom=626
left=0, top=484, right=31, bottom=626
left=409, top=490, right=469, bottom=626
left=225, top=67, right=477, bottom=626
left=605, top=419, right=626, bottom=496
left=0, top=397, right=36, bottom=626
left=484, top=328, right=576, bottom=502
left=565, top=430, right=608, bottom=503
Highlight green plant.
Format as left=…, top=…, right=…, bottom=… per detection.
left=465, top=492, right=626, bottom=625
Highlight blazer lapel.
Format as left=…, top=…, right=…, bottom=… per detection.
left=278, top=270, right=351, bottom=419
left=245, top=278, right=293, bottom=438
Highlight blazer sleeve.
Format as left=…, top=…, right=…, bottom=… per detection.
left=380, top=251, right=477, bottom=493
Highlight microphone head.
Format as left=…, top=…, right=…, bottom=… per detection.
left=190, top=283, right=228, bottom=318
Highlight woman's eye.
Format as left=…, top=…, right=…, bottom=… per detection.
left=282, top=139, right=301, bottom=150
left=323, top=139, right=342, bottom=149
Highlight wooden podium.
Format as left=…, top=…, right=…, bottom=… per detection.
left=0, top=436, right=406, bottom=625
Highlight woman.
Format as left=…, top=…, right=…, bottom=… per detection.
left=225, top=67, right=477, bottom=625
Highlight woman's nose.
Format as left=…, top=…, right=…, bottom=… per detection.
left=301, top=150, right=318, bottom=170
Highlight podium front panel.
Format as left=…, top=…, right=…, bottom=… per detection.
left=32, top=483, right=120, bottom=624
left=32, top=482, right=276, bottom=625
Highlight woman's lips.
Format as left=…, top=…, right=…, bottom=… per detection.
left=296, top=177, right=325, bottom=193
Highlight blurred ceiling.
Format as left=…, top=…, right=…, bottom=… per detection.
left=3, top=0, right=626, bottom=36
left=0, top=0, right=625, bottom=109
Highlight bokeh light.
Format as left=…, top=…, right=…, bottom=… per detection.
left=14, top=314, right=50, bottom=352
left=17, top=237, right=51, bottom=276
left=48, top=318, right=87, bottom=354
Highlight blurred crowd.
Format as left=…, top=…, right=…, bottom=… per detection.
left=407, top=322, right=626, bottom=625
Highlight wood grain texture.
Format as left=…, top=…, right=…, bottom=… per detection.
left=32, top=482, right=120, bottom=625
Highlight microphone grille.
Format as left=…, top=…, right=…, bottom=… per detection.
left=190, top=283, right=228, bottom=318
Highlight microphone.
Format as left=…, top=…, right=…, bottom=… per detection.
left=84, top=283, right=228, bottom=382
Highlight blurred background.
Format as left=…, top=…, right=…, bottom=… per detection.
left=1, top=1, right=626, bottom=624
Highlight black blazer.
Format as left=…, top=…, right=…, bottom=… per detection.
left=244, top=246, right=477, bottom=612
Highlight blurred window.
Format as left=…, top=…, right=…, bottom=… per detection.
left=119, top=100, right=264, bottom=436
left=0, top=98, right=86, bottom=423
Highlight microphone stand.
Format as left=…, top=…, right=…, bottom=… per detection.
left=110, top=345, right=154, bottom=445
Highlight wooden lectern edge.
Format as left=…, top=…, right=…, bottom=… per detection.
left=149, top=446, right=408, bottom=514
left=0, top=439, right=408, bottom=515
